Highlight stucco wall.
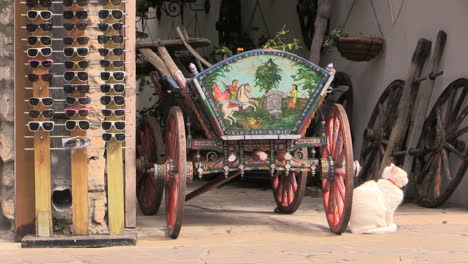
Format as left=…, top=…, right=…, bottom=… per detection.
left=0, top=0, right=14, bottom=230
left=321, top=0, right=468, bottom=206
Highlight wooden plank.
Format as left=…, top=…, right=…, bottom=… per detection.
left=69, top=3, right=89, bottom=236
left=124, top=0, right=137, bottom=228
left=175, top=26, right=212, bottom=68
left=403, top=31, right=447, bottom=194
left=157, top=46, right=187, bottom=89
left=378, top=39, right=432, bottom=177
left=139, top=49, right=171, bottom=78
left=14, top=0, right=36, bottom=241
left=136, top=38, right=210, bottom=49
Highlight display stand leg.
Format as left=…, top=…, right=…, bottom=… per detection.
left=34, top=131, right=52, bottom=237
left=107, top=141, right=124, bottom=234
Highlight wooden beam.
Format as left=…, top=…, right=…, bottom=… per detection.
left=139, top=49, right=171, bottom=78
left=157, top=46, right=187, bottom=89
left=124, top=0, right=137, bottom=229
left=136, top=38, right=210, bottom=50
left=175, top=26, right=212, bottom=68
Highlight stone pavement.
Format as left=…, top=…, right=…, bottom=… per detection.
left=1, top=180, right=468, bottom=264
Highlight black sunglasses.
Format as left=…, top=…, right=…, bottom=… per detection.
left=27, top=10, right=53, bottom=20
left=64, top=71, right=88, bottom=82
left=64, top=22, right=88, bottom=31
left=98, top=0, right=122, bottom=5
left=29, top=109, right=54, bottom=119
left=63, top=37, right=89, bottom=46
left=66, top=96, right=91, bottom=106
left=65, top=120, right=91, bottom=131
left=29, top=97, right=54, bottom=106
left=100, top=95, right=125, bottom=106
left=63, top=10, right=88, bottom=20
left=98, top=48, right=124, bottom=57
left=100, top=71, right=125, bottom=81
left=26, top=0, right=52, bottom=8
left=63, top=84, right=90, bottom=93
left=102, top=133, right=126, bottom=142
left=28, top=59, right=54, bottom=68
left=63, top=0, right=89, bottom=7
left=98, top=23, right=123, bottom=32
left=100, top=60, right=124, bottom=68
left=26, top=23, right=53, bottom=32
left=100, top=84, right=125, bottom=93
left=101, top=109, right=125, bottom=117
left=27, top=36, right=52, bottom=46
left=26, top=48, right=52, bottom=57
left=64, top=47, right=89, bottom=57
left=97, top=35, right=124, bottom=44
left=98, top=9, right=123, bottom=20
left=28, top=121, right=54, bottom=132
left=64, top=61, right=90, bottom=69
left=27, top=73, right=53, bottom=82
left=102, top=121, right=126, bottom=131
left=64, top=108, right=89, bottom=118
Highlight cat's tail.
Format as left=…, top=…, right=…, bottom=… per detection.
left=350, top=224, right=397, bottom=234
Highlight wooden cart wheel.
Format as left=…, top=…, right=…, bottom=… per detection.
left=164, top=106, right=187, bottom=239
left=136, top=116, right=165, bottom=215
left=272, top=148, right=308, bottom=214
left=413, top=78, right=468, bottom=207
left=359, top=80, right=404, bottom=183
left=321, top=104, right=354, bottom=234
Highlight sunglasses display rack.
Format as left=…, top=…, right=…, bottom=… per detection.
left=15, top=0, right=136, bottom=239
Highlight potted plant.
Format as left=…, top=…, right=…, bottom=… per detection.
left=323, top=27, right=384, bottom=62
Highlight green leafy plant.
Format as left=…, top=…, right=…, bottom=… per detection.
left=322, top=27, right=348, bottom=49
left=261, top=25, right=301, bottom=51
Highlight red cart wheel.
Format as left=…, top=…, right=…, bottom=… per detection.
left=359, top=80, right=404, bottom=183
left=321, top=104, right=354, bottom=234
left=165, top=107, right=187, bottom=239
left=272, top=149, right=308, bottom=214
left=136, top=116, right=165, bottom=215
left=413, top=79, right=468, bottom=207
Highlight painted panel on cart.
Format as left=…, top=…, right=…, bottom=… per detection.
left=197, top=50, right=331, bottom=135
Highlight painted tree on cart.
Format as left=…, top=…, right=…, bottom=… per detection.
left=254, top=58, right=282, bottom=92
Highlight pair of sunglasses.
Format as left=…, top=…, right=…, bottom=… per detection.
left=64, top=71, right=88, bottom=81
left=97, top=35, right=124, bottom=44
left=101, top=71, right=126, bottom=81
left=27, top=73, right=53, bottom=82
left=102, top=133, right=126, bottom=142
left=63, top=10, right=88, bottom=20
left=27, top=48, right=52, bottom=57
left=65, top=120, right=90, bottom=131
left=66, top=96, right=90, bottom=106
left=98, top=48, right=124, bottom=57
left=26, top=23, right=52, bottom=32
left=100, top=84, right=125, bottom=93
left=100, top=60, right=124, bottom=68
left=64, top=84, right=90, bottom=93
left=102, top=121, right=125, bottom=131
left=64, top=47, right=89, bottom=57
left=64, top=108, right=89, bottom=118
left=98, top=0, right=122, bottom=5
left=29, top=97, right=54, bottom=106
left=27, top=10, right=53, bottom=20
left=101, top=109, right=125, bottom=117
left=98, top=23, right=122, bottom=32
left=65, top=61, right=89, bottom=69
left=100, top=95, right=124, bottom=106
left=29, top=109, right=54, bottom=119
left=63, top=37, right=89, bottom=46
left=98, top=10, right=123, bottom=20
left=26, top=0, right=52, bottom=8
left=28, top=121, right=54, bottom=132
left=27, top=36, right=52, bottom=46
left=28, top=59, right=54, bottom=68
left=63, top=0, right=89, bottom=7
left=64, top=22, right=88, bottom=31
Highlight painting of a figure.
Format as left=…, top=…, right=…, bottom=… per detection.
left=197, top=50, right=330, bottom=134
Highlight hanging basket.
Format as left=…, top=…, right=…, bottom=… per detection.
left=336, top=36, right=384, bottom=62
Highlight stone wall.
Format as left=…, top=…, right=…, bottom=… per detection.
left=0, top=0, right=15, bottom=230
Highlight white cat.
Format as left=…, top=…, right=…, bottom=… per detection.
left=349, top=163, right=408, bottom=234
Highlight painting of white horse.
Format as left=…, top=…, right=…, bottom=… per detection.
left=214, top=83, right=258, bottom=125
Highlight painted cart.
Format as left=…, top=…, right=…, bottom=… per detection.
left=136, top=49, right=361, bottom=239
